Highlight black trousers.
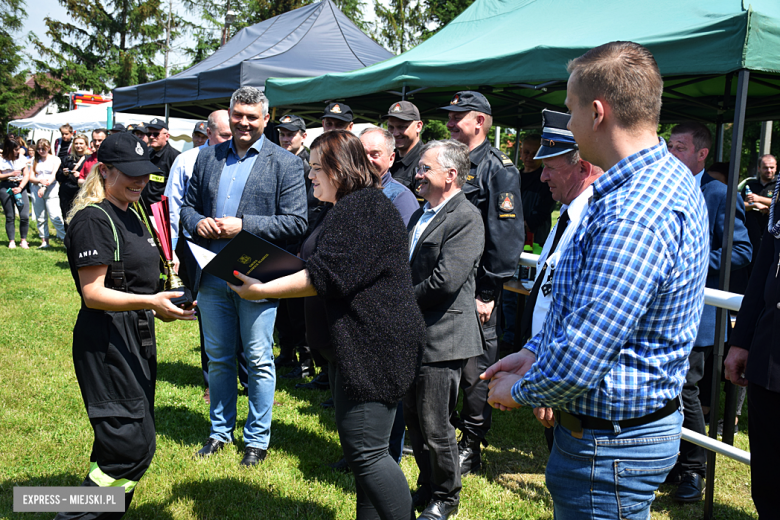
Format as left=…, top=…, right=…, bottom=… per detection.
left=404, top=359, right=465, bottom=505
left=678, top=345, right=711, bottom=477
left=748, top=382, right=780, bottom=519
left=330, top=363, right=413, bottom=520
left=56, top=308, right=157, bottom=519
left=456, top=298, right=500, bottom=440
left=275, top=296, right=310, bottom=362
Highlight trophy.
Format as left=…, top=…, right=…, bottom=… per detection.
left=148, top=196, right=194, bottom=309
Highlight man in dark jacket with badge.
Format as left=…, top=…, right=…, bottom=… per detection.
left=142, top=118, right=180, bottom=206
left=385, top=100, right=425, bottom=198
left=439, top=90, right=524, bottom=475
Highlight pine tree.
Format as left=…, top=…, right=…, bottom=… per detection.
left=373, top=0, right=428, bottom=54
left=0, top=0, right=33, bottom=127
left=31, top=0, right=176, bottom=104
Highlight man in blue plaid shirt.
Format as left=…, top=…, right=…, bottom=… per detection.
left=483, top=41, right=709, bottom=519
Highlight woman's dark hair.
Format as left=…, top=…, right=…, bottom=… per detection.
left=310, top=130, right=381, bottom=200
left=2, top=134, right=20, bottom=161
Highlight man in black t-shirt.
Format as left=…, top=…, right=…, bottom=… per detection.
left=142, top=118, right=180, bottom=206
left=741, top=154, right=776, bottom=272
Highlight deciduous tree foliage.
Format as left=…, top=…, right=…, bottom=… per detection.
left=32, top=0, right=174, bottom=105
left=373, top=0, right=427, bottom=55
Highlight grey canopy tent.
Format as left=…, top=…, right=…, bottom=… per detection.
left=112, top=0, right=393, bottom=120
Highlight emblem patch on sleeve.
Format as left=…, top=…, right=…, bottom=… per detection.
left=499, top=192, right=515, bottom=212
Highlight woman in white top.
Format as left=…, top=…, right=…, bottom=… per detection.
left=28, top=138, right=65, bottom=248
left=0, top=133, right=31, bottom=249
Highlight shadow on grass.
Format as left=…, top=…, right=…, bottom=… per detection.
left=157, top=360, right=204, bottom=388
left=654, top=485, right=758, bottom=520
left=136, top=477, right=338, bottom=520
left=54, top=260, right=70, bottom=270
left=155, top=404, right=211, bottom=446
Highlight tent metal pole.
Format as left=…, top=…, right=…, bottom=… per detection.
left=760, top=121, right=773, bottom=155
left=165, top=104, right=170, bottom=126
left=715, top=121, right=725, bottom=162
left=703, top=68, right=749, bottom=520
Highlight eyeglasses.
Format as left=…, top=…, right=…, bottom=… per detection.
left=416, top=164, right=433, bottom=175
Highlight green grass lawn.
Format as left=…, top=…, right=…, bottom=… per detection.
left=0, top=229, right=758, bottom=519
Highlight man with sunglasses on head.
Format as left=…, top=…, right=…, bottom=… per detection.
left=141, top=118, right=180, bottom=206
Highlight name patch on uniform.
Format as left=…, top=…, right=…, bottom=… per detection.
left=498, top=192, right=515, bottom=212
left=498, top=213, right=516, bottom=218
left=149, top=174, right=165, bottom=183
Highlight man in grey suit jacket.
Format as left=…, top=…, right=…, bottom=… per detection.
left=406, top=140, right=485, bottom=520
left=180, top=87, right=307, bottom=467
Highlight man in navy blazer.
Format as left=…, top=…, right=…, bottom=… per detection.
left=180, top=87, right=307, bottom=467
left=668, top=122, right=752, bottom=502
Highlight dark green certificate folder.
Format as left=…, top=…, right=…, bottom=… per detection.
left=188, top=230, right=306, bottom=285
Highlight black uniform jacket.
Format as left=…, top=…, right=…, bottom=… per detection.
left=462, top=139, right=525, bottom=298
left=143, top=142, right=180, bottom=205
left=408, top=191, right=486, bottom=364
left=731, top=226, right=780, bottom=392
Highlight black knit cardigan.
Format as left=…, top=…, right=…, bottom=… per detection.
left=306, top=187, right=425, bottom=404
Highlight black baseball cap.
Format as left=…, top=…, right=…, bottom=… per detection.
left=130, top=123, right=148, bottom=135
left=439, top=91, right=492, bottom=115
left=111, top=123, right=126, bottom=133
left=193, top=121, right=208, bottom=136
left=147, top=118, right=168, bottom=130
left=321, top=102, right=353, bottom=123
left=97, top=133, right=161, bottom=177
left=277, top=115, right=306, bottom=132
left=382, top=101, right=421, bottom=121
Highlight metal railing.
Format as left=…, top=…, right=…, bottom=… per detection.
left=516, top=252, right=751, bottom=466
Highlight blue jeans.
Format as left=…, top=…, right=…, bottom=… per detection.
left=198, top=273, right=278, bottom=449
left=546, top=409, right=682, bottom=520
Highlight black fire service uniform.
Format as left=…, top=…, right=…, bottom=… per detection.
left=142, top=143, right=180, bottom=206
left=457, top=139, right=524, bottom=442
left=59, top=199, right=162, bottom=519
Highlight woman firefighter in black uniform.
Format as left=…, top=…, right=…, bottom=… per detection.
left=58, top=132, right=195, bottom=520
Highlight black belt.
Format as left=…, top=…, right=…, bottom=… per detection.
left=554, top=396, right=680, bottom=438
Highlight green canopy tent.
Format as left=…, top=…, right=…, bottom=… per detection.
left=265, top=0, right=780, bottom=129
left=267, top=2, right=778, bottom=518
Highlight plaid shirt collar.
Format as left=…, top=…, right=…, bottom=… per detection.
left=592, top=137, right=668, bottom=201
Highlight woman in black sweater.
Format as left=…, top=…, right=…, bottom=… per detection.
left=231, top=130, right=425, bottom=520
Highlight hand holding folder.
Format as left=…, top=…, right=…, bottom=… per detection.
left=188, top=230, right=306, bottom=286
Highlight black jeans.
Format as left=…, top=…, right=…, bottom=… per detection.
left=330, top=364, right=413, bottom=520
left=456, top=298, right=500, bottom=440
left=678, top=345, right=711, bottom=477
left=404, top=359, right=465, bottom=504
left=748, top=382, right=780, bottom=519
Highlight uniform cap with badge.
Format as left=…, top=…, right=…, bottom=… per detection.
left=439, top=91, right=492, bottom=115
left=193, top=121, right=208, bottom=136
left=130, top=123, right=148, bottom=135
left=97, top=133, right=162, bottom=177
left=381, top=101, right=421, bottom=121
left=111, top=123, right=126, bottom=133
left=321, top=102, right=354, bottom=122
left=534, top=109, right=579, bottom=160
left=277, top=115, right=307, bottom=132
left=146, top=118, right=168, bottom=131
